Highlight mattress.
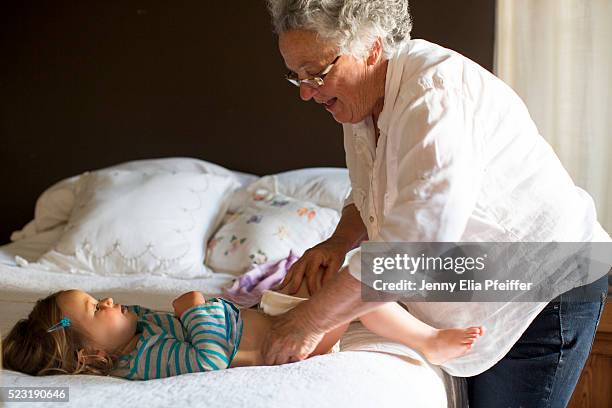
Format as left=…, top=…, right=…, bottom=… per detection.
left=0, top=252, right=466, bottom=408
left=0, top=162, right=465, bottom=407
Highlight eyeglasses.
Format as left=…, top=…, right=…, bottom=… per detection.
left=285, top=55, right=341, bottom=88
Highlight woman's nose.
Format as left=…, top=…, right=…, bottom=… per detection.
left=299, top=84, right=318, bottom=101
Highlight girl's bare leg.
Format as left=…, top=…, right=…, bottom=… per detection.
left=358, top=302, right=485, bottom=365
left=309, top=322, right=350, bottom=356
left=277, top=277, right=484, bottom=362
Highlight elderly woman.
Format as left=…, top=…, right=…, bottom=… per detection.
left=261, top=1, right=610, bottom=407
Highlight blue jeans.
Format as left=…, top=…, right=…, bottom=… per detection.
left=467, top=274, right=609, bottom=408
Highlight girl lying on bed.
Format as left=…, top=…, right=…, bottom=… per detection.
left=1, top=281, right=485, bottom=380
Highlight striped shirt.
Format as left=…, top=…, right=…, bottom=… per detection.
left=111, top=297, right=243, bottom=380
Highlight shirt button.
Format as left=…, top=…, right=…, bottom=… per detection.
left=369, top=215, right=375, bottom=223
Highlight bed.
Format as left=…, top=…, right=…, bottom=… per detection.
left=0, top=263, right=465, bottom=408
left=0, top=159, right=466, bottom=408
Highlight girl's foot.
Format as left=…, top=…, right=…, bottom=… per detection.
left=422, top=326, right=485, bottom=365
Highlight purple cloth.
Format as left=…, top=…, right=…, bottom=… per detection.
left=221, top=251, right=299, bottom=308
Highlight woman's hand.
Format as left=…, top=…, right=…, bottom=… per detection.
left=261, top=310, right=326, bottom=365
left=264, top=266, right=373, bottom=366
left=172, top=291, right=206, bottom=318
left=275, top=237, right=351, bottom=295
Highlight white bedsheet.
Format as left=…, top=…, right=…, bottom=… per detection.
left=0, top=253, right=466, bottom=408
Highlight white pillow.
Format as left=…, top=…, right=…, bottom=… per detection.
left=0, top=226, right=64, bottom=266
left=246, top=168, right=351, bottom=211
left=37, top=169, right=239, bottom=278
left=205, top=189, right=340, bottom=275
left=10, top=157, right=257, bottom=242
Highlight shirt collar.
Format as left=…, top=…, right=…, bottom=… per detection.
left=376, top=41, right=411, bottom=135
left=349, top=41, right=411, bottom=136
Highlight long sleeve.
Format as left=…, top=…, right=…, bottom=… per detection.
left=342, top=188, right=354, bottom=209
left=177, top=298, right=243, bottom=372
left=115, top=298, right=243, bottom=380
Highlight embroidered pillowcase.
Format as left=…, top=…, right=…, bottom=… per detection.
left=37, top=170, right=238, bottom=278
left=205, top=189, right=340, bottom=275
left=245, top=168, right=351, bottom=212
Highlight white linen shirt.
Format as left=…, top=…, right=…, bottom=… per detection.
left=342, top=39, right=611, bottom=376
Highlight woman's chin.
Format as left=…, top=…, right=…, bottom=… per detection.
left=330, top=113, right=344, bottom=123
left=327, top=105, right=359, bottom=124
left=328, top=108, right=348, bottom=124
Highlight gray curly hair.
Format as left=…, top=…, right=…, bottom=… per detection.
left=266, top=0, right=412, bottom=60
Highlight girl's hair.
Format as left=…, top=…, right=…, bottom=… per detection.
left=1, top=290, right=116, bottom=376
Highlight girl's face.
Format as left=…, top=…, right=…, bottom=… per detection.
left=57, top=290, right=137, bottom=354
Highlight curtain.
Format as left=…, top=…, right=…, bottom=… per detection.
left=495, top=0, right=612, bottom=233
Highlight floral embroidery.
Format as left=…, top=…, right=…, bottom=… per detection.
left=274, top=226, right=289, bottom=240
left=270, top=199, right=289, bottom=207
left=205, top=191, right=341, bottom=275
left=226, top=211, right=243, bottom=224
left=252, top=189, right=272, bottom=201
left=297, top=207, right=317, bottom=221
left=249, top=249, right=268, bottom=264
left=207, top=236, right=223, bottom=252
left=246, top=215, right=263, bottom=224
left=224, top=235, right=247, bottom=256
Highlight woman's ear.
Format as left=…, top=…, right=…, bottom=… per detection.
left=366, top=38, right=384, bottom=66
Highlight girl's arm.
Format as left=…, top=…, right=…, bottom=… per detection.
left=125, top=293, right=243, bottom=380
left=175, top=294, right=243, bottom=370
left=125, top=313, right=239, bottom=380
left=173, top=290, right=239, bottom=369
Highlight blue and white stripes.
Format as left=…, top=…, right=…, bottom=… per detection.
left=111, top=298, right=243, bottom=380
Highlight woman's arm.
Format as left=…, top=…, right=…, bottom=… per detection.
left=262, top=266, right=386, bottom=365
left=332, top=203, right=369, bottom=251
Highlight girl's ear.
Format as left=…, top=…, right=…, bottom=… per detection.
left=366, top=37, right=384, bottom=66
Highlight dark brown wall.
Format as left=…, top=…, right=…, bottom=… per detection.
left=0, top=0, right=495, bottom=243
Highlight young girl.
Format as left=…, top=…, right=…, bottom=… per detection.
left=2, top=281, right=484, bottom=380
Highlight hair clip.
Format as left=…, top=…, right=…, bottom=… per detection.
left=47, top=317, right=71, bottom=333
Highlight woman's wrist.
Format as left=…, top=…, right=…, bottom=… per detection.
left=289, top=267, right=380, bottom=334
left=292, top=297, right=333, bottom=334
left=326, top=234, right=354, bottom=254
left=330, top=204, right=368, bottom=252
